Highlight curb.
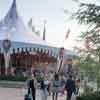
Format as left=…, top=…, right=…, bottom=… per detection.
left=0, top=81, right=25, bottom=88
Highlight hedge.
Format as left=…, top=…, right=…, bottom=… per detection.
left=35, top=75, right=44, bottom=82
left=77, top=92, right=100, bottom=100
left=0, top=75, right=27, bottom=82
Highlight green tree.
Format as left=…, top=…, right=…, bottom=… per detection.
left=72, top=1, right=100, bottom=91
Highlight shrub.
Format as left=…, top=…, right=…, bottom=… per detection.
left=0, top=75, right=27, bottom=82
left=36, top=75, right=44, bottom=82
left=77, top=92, right=100, bottom=100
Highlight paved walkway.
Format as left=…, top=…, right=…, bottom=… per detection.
left=0, top=87, right=67, bottom=100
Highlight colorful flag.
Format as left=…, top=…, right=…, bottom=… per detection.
left=57, top=47, right=64, bottom=73
left=73, top=46, right=81, bottom=53
left=84, top=37, right=91, bottom=49
left=65, top=28, right=70, bottom=39
left=28, top=18, right=32, bottom=28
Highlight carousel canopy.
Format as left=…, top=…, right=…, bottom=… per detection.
left=0, top=0, right=76, bottom=58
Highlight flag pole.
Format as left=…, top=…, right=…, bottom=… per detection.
left=43, top=20, right=46, bottom=40
left=56, top=28, right=70, bottom=74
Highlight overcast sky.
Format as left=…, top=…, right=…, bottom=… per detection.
left=0, top=0, right=95, bottom=50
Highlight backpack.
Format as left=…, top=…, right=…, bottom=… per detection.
left=40, top=80, right=45, bottom=89
left=53, top=80, right=60, bottom=87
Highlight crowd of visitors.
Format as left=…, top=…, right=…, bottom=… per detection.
left=24, top=71, right=80, bottom=100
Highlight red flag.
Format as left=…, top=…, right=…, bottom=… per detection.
left=85, top=37, right=91, bottom=49
left=73, top=46, right=81, bottom=52
left=65, top=28, right=70, bottom=39
left=73, top=46, right=79, bottom=51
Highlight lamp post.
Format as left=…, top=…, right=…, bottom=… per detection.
left=2, top=39, right=11, bottom=75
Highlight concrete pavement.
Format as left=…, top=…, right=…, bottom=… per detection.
left=0, top=87, right=67, bottom=100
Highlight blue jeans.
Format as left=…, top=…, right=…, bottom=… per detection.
left=41, top=88, right=48, bottom=100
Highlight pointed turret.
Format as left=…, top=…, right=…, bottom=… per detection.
left=0, top=0, right=19, bottom=40
left=0, top=0, right=48, bottom=45
left=0, top=0, right=18, bottom=28
left=6, top=0, right=18, bottom=22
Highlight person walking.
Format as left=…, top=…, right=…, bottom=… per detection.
left=65, top=75, right=76, bottom=100
left=40, top=76, right=49, bottom=100
left=60, top=75, right=66, bottom=95
left=27, top=74, right=37, bottom=100
left=52, top=74, right=61, bottom=100
left=75, top=78, right=80, bottom=96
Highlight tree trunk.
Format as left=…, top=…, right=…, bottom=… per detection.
left=97, top=53, right=100, bottom=92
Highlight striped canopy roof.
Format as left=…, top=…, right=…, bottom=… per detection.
left=0, top=0, right=77, bottom=58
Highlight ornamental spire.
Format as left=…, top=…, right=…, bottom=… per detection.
left=3, top=0, right=18, bottom=26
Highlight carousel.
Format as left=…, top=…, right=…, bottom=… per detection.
left=0, top=0, right=77, bottom=76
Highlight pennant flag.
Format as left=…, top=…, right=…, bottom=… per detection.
left=35, top=30, right=40, bottom=36
left=28, top=18, right=32, bottom=28
left=65, top=28, right=70, bottom=39
left=32, top=26, right=35, bottom=32
left=84, top=37, right=91, bottom=49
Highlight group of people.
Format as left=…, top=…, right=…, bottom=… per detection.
left=24, top=72, right=79, bottom=100
left=52, top=74, right=76, bottom=100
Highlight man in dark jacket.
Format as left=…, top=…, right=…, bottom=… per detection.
left=28, top=75, right=36, bottom=100
left=65, top=75, right=76, bottom=100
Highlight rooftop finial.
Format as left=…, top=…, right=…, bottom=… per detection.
left=7, top=0, right=18, bottom=21
left=13, top=0, right=16, bottom=3
left=12, top=0, right=16, bottom=8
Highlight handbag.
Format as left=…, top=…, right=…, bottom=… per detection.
left=24, top=88, right=32, bottom=100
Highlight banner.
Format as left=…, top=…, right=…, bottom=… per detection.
left=57, top=47, right=64, bottom=73
left=65, top=28, right=70, bottom=39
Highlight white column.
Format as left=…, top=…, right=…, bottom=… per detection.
left=4, top=52, right=10, bottom=75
